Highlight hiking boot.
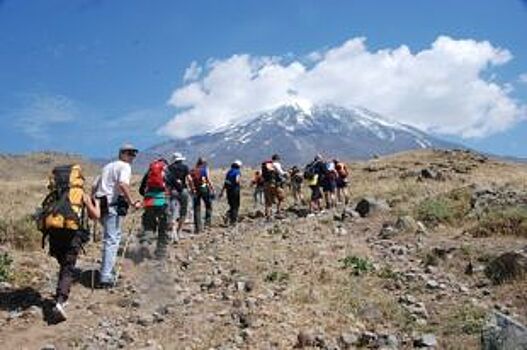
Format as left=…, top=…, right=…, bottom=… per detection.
left=53, top=302, right=67, bottom=321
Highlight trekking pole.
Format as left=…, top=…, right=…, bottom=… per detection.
left=91, top=220, right=99, bottom=292
left=113, top=213, right=139, bottom=287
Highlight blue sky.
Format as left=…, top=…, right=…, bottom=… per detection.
left=0, top=0, right=526, bottom=158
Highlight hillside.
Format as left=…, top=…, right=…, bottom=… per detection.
left=0, top=152, right=100, bottom=181
left=0, top=149, right=527, bottom=349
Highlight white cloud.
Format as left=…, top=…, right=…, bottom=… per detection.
left=13, top=94, right=79, bottom=139
left=183, top=61, right=203, bottom=82
left=520, top=73, right=527, bottom=84
left=160, top=36, right=526, bottom=139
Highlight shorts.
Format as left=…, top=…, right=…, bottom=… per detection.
left=310, top=185, right=322, bottom=201
left=322, top=180, right=336, bottom=193
left=336, top=177, right=348, bottom=189
left=169, top=188, right=189, bottom=221
left=264, top=183, right=285, bottom=206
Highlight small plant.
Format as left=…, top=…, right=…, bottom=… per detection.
left=264, top=271, right=289, bottom=283
left=267, top=224, right=289, bottom=237
left=0, top=252, right=13, bottom=282
left=340, top=255, right=374, bottom=276
left=377, top=266, right=400, bottom=280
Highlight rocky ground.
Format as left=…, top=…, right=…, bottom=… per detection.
left=0, top=149, right=526, bottom=349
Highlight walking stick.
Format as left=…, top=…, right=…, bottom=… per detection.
left=113, top=214, right=138, bottom=287
left=91, top=220, right=98, bottom=293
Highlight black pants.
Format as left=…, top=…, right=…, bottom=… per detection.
left=227, top=187, right=240, bottom=225
left=140, top=206, right=169, bottom=258
left=193, top=188, right=212, bottom=233
left=48, top=229, right=87, bottom=303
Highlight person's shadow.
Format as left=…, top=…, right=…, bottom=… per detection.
left=0, top=287, right=61, bottom=325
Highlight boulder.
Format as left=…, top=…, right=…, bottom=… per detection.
left=485, top=246, right=527, bottom=284
left=355, top=197, right=390, bottom=217
left=481, top=311, right=527, bottom=350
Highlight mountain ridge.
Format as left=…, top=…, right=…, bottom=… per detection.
left=139, top=103, right=459, bottom=167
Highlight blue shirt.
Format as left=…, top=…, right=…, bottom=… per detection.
left=225, top=168, right=241, bottom=189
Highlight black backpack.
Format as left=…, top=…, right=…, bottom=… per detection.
left=303, top=162, right=317, bottom=180
left=261, top=161, right=275, bottom=182
left=166, top=163, right=187, bottom=192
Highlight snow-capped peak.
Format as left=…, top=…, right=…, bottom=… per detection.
left=283, top=96, right=313, bottom=116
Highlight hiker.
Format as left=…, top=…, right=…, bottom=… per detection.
left=334, top=158, right=350, bottom=205
left=289, top=165, right=305, bottom=205
left=251, top=170, right=264, bottom=206
left=304, top=154, right=326, bottom=213
left=165, top=152, right=193, bottom=240
left=220, top=160, right=242, bottom=225
left=37, top=164, right=101, bottom=321
left=321, top=160, right=338, bottom=209
left=190, top=157, right=215, bottom=233
left=95, top=144, right=141, bottom=288
left=138, top=158, right=170, bottom=260
left=262, top=154, right=287, bottom=219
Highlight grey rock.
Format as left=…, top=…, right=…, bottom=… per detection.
left=297, top=330, right=316, bottom=347
left=420, top=168, right=443, bottom=181
left=379, top=223, right=397, bottom=239
left=486, top=246, right=527, bottom=284
left=339, top=331, right=360, bottom=348
left=481, top=311, right=527, bottom=350
left=413, top=334, right=437, bottom=347
left=426, top=280, right=440, bottom=290
left=355, top=197, right=390, bottom=217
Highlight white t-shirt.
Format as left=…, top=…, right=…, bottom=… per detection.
left=95, top=160, right=132, bottom=204
left=272, top=161, right=286, bottom=176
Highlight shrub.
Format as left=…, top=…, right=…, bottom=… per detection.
left=340, top=255, right=374, bottom=276
left=0, top=252, right=13, bottom=282
left=469, top=206, right=527, bottom=238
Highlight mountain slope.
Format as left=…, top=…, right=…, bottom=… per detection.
left=142, top=104, right=458, bottom=166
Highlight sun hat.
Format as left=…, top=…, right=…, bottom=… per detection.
left=171, top=152, right=186, bottom=162
left=119, top=143, right=138, bottom=154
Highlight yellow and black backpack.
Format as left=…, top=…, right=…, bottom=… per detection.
left=37, top=164, right=87, bottom=235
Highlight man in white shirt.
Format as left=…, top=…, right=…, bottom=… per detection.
left=95, top=143, right=141, bottom=287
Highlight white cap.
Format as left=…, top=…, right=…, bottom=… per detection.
left=119, top=143, right=138, bottom=153
left=171, top=152, right=186, bottom=162
left=233, top=159, right=243, bottom=167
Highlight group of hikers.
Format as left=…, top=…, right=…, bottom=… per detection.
left=36, top=143, right=350, bottom=322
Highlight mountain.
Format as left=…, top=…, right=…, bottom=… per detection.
left=140, top=104, right=458, bottom=167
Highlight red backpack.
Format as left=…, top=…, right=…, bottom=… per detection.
left=146, top=159, right=167, bottom=191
